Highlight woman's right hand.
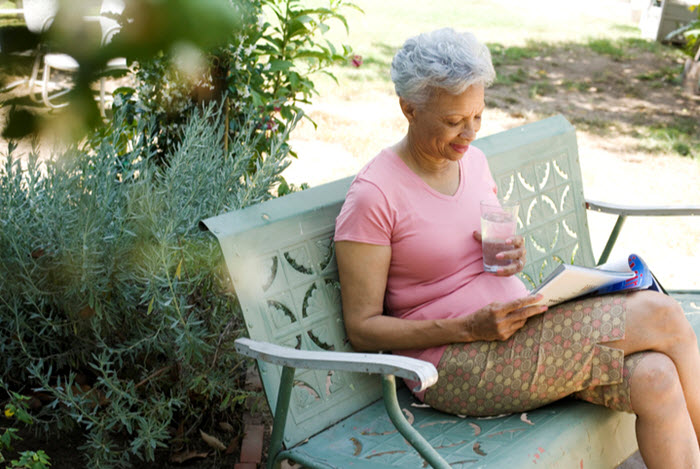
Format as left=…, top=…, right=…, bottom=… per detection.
left=462, top=295, right=548, bottom=342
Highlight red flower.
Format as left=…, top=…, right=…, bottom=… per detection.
left=351, top=55, right=363, bottom=68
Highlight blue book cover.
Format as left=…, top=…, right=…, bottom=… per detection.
left=532, top=254, right=663, bottom=306
left=592, top=254, right=662, bottom=295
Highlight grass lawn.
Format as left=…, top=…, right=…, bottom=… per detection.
left=316, top=0, right=646, bottom=92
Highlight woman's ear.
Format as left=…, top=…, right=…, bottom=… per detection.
left=399, top=97, right=416, bottom=123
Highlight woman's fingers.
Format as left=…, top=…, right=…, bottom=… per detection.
left=473, top=296, right=546, bottom=341
left=494, top=238, right=526, bottom=276
left=493, top=259, right=523, bottom=277
left=514, top=303, right=548, bottom=320
left=493, top=295, right=543, bottom=315
left=496, top=248, right=524, bottom=261
left=508, top=235, right=524, bottom=247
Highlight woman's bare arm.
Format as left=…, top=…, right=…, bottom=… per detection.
left=336, top=240, right=467, bottom=351
left=335, top=240, right=548, bottom=352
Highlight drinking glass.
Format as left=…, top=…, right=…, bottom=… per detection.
left=480, top=200, right=519, bottom=273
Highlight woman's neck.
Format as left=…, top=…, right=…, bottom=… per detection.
left=395, top=135, right=454, bottom=177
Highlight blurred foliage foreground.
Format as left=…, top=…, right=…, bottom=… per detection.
left=1, top=104, right=289, bottom=468
left=0, top=0, right=359, bottom=466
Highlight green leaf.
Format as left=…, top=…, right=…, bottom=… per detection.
left=147, top=297, right=154, bottom=315
left=321, top=70, right=339, bottom=85
left=277, top=177, right=291, bottom=196
left=175, top=259, right=182, bottom=280
left=295, top=49, right=330, bottom=61
left=293, top=14, right=314, bottom=24
left=325, top=39, right=337, bottom=56
left=268, top=60, right=294, bottom=72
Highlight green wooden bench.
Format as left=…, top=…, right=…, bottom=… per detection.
left=202, top=115, right=700, bottom=469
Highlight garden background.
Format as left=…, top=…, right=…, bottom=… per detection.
left=0, top=0, right=698, bottom=467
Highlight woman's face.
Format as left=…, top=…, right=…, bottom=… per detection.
left=402, top=84, right=485, bottom=162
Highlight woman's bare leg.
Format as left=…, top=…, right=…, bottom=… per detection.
left=605, top=291, right=700, bottom=443
left=629, top=352, right=700, bottom=468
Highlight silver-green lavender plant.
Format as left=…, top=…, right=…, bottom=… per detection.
left=0, top=103, right=293, bottom=467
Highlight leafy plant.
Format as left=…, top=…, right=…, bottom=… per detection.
left=664, top=3, right=700, bottom=94
left=0, top=103, right=295, bottom=467
left=118, top=0, right=359, bottom=164
left=666, top=3, right=700, bottom=58
left=1, top=390, right=51, bottom=469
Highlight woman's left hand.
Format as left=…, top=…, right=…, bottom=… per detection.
left=473, top=231, right=527, bottom=277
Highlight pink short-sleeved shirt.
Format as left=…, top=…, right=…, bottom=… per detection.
left=334, top=146, right=529, bottom=399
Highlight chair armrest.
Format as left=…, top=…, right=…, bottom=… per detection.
left=586, top=199, right=700, bottom=265
left=235, top=337, right=438, bottom=392
left=586, top=199, right=700, bottom=217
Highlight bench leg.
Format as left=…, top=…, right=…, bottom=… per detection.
left=382, top=375, right=451, bottom=469
left=268, top=366, right=295, bottom=469
left=598, top=215, right=627, bottom=265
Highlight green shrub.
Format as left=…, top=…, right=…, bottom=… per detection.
left=0, top=104, right=294, bottom=467
left=112, top=0, right=358, bottom=165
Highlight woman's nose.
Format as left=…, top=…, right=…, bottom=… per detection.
left=459, top=124, right=476, bottom=139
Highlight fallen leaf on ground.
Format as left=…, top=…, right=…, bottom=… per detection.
left=200, top=430, right=226, bottom=451
left=218, top=421, right=234, bottom=432
left=225, top=435, right=240, bottom=455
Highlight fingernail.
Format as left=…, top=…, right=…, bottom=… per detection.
left=505, top=238, right=513, bottom=244
left=541, top=306, right=548, bottom=312
left=496, top=253, right=503, bottom=259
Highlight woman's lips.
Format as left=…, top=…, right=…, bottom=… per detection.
left=450, top=143, right=470, bottom=153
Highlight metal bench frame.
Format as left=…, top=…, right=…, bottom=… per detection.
left=203, top=115, right=700, bottom=468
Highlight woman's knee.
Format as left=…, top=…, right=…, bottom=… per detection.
left=628, top=291, right=695, bottom=347
left=630, top=352, right=684, bottom=414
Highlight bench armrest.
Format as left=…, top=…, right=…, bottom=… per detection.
left=235, top=337, right=438, bottom=392
left=585, top=199, right=700, bottom=265
left=585, top=199, right=700, bottom=217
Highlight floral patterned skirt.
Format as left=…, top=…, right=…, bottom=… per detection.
left=424, top=293, right=646, bottom=416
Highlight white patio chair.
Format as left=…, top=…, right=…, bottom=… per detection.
left=1, top=0, right=58, bottom=94
left=40, top=0, right=127, bottom=116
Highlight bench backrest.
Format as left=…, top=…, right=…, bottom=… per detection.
left=202, top=114, right=593, bottom=448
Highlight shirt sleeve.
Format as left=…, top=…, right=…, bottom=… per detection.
left=334, top=178, right=393, bottom=246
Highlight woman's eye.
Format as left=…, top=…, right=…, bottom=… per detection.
left=447, top=121, right=461, bottom=126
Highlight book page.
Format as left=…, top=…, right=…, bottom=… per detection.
left=532, top=264, right=635, bottom=307
left=596, top=256, right=633, bottom=273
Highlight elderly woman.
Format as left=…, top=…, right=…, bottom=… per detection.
left=334, top=28, right=700, bottom=468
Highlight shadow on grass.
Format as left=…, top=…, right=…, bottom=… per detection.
left=483, top=38, right=699, bottom=158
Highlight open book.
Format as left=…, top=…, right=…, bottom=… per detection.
left=532, top=254, right=664, bottom=307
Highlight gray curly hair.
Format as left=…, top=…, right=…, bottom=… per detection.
left=390, top=28, right=496, bottom=104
